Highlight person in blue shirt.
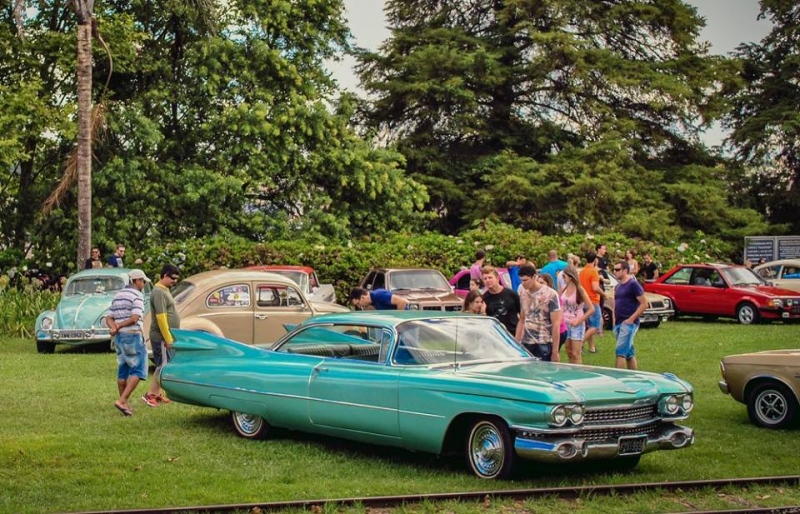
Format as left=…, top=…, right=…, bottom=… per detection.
left=349, top=287, right=410, bottom=310
left=539, top=250, right=567, bottom=285
left=505, top=254, right=527, bottom=293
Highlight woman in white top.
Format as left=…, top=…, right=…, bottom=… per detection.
left=626, top=249, right=640, bottom=277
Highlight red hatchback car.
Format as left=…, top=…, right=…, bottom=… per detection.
left=644, top=263, right=800, bottom=325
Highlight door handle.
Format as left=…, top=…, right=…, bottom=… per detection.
left=254, top=314, right=268, bottom=320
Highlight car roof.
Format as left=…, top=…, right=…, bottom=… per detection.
left=754, top=259, right=800, bottom=268
left=245, top=265, right=314, bottom=274
left=68, top=267, right=137, bottom=280
left=302, top=310, right=483, bottom=327
left=371, top=267, right=446, bottom=272
left=182, top=269, right=297, bottom=288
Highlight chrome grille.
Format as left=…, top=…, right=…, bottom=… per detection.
left=584, top=404, right=657, bottom=425
left=648, top=301, right=665, bottom=309
left=445, top=305, right=462, bottom=312
left=576, top=421, right=659, bottom=442
left=422, top=306, right=443, bottom=311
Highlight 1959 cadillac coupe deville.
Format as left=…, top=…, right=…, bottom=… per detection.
left=161, top=311, right=695, bottom=479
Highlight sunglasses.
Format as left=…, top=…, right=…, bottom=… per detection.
left=613, top=267, right=623, bottom=272
left=169, top=275, right=180, bottom=280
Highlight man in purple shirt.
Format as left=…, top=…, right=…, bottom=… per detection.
left=612, top=261, right=647, bottom=370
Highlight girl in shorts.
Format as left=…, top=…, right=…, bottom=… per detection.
left=560, top=266, right=595, bottom=364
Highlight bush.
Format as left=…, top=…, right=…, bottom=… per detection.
left=0, top=275, right=60, bottom=338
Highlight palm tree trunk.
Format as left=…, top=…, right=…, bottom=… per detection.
left=76, top=20, right=92, bottom=270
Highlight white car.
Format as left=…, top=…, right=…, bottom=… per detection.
left=754, top=259, right=800, bottom=293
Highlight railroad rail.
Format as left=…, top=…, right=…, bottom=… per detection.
left=72, top=475, right=800, bottom=514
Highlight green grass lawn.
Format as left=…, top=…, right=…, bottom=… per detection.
left=2, top=320, right=800, bottom=513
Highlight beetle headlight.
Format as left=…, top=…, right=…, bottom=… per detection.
left=407, top=303, right=420, bottom=310
left=569, top=405, right=585, bottom=424
left=681, top=394, right=694, bottom=412
left=551, top=405, right=567, bottom=427
left=41, top=316, right=54, bottom=331
left=99, top=317, right=109, bottom=329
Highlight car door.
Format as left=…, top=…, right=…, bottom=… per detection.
left=682, top=268, right=718, bottom=314
left=306, top=326, right=400, bottom=439
left=252, top=282, right=313, bottom=345
left=201, top=282, right=255, bottom=343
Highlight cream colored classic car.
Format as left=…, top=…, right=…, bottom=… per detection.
left=144, top=270, right=348, bottom=348
left=719, top=349, right=800, bottom=429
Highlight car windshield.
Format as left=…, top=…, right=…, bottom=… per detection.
left=393, top=317, right=529, bottom=366
left=388, top=270, right=451, bottom=291
left=268, top=270, right=308, bottom=291
left=64, top=276, right=126, bottom=296
left=721, top=267, right=766, bottom=287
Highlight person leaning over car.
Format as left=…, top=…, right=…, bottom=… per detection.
left=142, top=264, right=181, bottom=408
left=349, top=287, right=410, bottom=310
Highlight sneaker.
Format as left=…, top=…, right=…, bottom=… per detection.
left=141, top=393, right=159, bottom=408
left=155, top=394, right=172, bottom=404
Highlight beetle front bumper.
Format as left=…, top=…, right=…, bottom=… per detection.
left=514, top=424, right=694, bottom=463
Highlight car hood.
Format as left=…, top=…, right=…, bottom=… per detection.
left=51, top=294, right=112, bottom=328
left=741, top=285, right=800, bottom=297
left=394, top=289, right=462, bottom=305
left=427, top=360, right=691, bottom=406
left=723, top=349, right=800, bottom=365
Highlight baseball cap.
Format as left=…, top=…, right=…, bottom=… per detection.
left=128, top=269, right=151, bottom=282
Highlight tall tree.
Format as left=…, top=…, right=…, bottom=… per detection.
left=356, top=0, right=741, bottom=235
left=73, top=0, right=94, bottom=270
left=722, top=0, right=800, bottom=233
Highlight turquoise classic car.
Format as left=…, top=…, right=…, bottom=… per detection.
left=34, top=268, right=151, bottom=354
left=161, top=311, right=695, bottom=479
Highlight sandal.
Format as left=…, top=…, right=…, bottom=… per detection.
left=114, top=401, right=133, bottom=416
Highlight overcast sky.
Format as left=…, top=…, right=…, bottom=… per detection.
left=328, top=1, right=772, bottom=144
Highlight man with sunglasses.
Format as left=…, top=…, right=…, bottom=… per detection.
left=142, top=264, right=181, bottom=407
left=612, top=261, right=647, bottom=370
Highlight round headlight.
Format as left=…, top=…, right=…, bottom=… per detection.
left=41, top=316, right=54, bottom=330
left=665, top=395, right=679, bottom=415
left=681, top=395, right=694, bottom=412
left=551, top=405, right=567, bottom=426
left=408, top=303, right=420, bottom=310
left=663, top=298, right=671, bottom=307
left=99, top=317, right=109, bottom=329
left=569, top=405, right=585, bottom=424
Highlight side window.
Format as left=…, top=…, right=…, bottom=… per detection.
left=664, top=267, right=692, bottom=285
left=363, top=272, right=376, bottom=290
left=456, top=272, right=471, bottom=290
left=256, top=285, right=305, bottom=308
left=276, top=324, right=383, bottom=362
left=207, top=284, right=251, bottom=307
left=372, top=272, right=386, bottom=290
left=782, top=266, right=800, bottom=279
left=757, top=265, right=780, bottom=279
left=309, top=272, right=319, bottom=289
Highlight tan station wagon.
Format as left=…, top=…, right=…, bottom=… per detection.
left=719, top=349, right=800, bottom=429
left=144, top=270, right=348, bottom=347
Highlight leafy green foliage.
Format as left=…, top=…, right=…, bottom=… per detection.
left=0, top=276, right=60, bottom=337
left=356, top=0, right=761, bottom=237
left=721, top=0, right=800, bottom=233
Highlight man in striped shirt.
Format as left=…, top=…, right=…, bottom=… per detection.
left=106, top=269, right=150, bottom=416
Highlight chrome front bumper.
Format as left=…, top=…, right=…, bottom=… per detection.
left=718, top=380, right=730, bottom=395
left=514, top=424, right=694, bottom=463
left=37, top=329, right=111, bottom=344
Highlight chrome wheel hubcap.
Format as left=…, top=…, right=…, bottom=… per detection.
left=234, top=412, right=263, bottom=435
left=470, top=422, right=504, bottom=478
left=756, top=391, right=787, bottom=424
left=739, top=307, right=754, bottom=324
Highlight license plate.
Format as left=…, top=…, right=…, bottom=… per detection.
left=59, top=330, right=87, bottom=338
left=618, top=435, right=646, bottom=455
left=641, top=314, right=657, bottom=322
